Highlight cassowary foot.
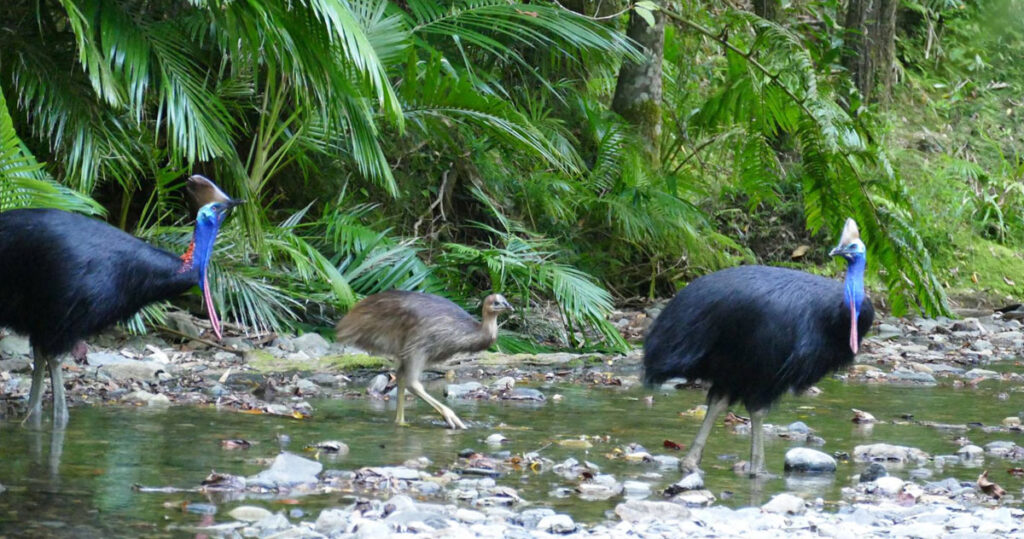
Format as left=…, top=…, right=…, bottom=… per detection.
left=439, top=407, right=467, bottom=430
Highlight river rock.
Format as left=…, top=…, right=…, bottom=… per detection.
left=503, top=387, right=545, bottom=401
left=445, top=381, right=484, bottom=399
left=984, top=440, right=1022, bottom=458
left=614, top=500, right=690, bottom=523
left=761, top=493, right=806, bottom=515
left=512, top=508, right=555, bottom=529
left=622, top=480, right=652, bottom=499
left=784, top=448, right=836, bottom=473
left=853, top=443, right=929, bottom=464
left=247, top=452, right=322, bottom=487
left=536, top=514, right=576, bottom=534
left=123, top=390, right=171, bottom=406
left=488, top=376, right=515, bottom=391
left=90, top=353, right=166, bottom=382
left=964, top=368, right=999, bottom=380
left=485, top=433, right=508, bottom=445
left=0, top=335, right=30, bottom=357
left=315, top=509, right=349, bottom=534
left=887, top=370, right=937, bottom=384
left=956, top=444, right=984, bottom=460
left=229, top=506, right=274, bottom=522
left=872, top=476, right=905, bottom=495
left=254, top=512, right=290, bottom=532
left=859, top=463, right=888, bottom=482
left=293, top=332, right=330, bottom=356
left=0, top=358, right=30, bottom=373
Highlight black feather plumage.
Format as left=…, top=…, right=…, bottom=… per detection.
left=0, top=209, right=196, bottom=358
left=644, top=265, right=874, bottom=411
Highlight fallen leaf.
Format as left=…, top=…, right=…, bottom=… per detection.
left=791, top=245, right=810, bottom=259
left=977, top=470, right=1006, bottom=499
left=663, top=439, right=685, bottom=451
left=723, top=412, right=749, bottom=425
left=221, top=439, right=252, bottom=450
left=1007, top=468, right=1024, bottom=477
left=1004, top=276, right=1017, bottom=286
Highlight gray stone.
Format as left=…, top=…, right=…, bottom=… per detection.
left=859, top=463, right=888, bottom=483
left=984, top=440, right=1021, bottom=457
left=295, top=378, right=320, bottom=396
left=445, top=382, right=485, bottom=399
left=366, top=374, right=391, bottom=395
left=672, top=471, right=703, bottom=491
left=354, top=520, right=390, bottom=539
left=90, top=352, right=166, bottom=382
left=786, top=421, right=811, bottom=434
left=0, top=358, right=31, bottom=373
left=873, top=476, right=905, bottom=495
left=512, top=508, right=555, bottom=529
left=247, top=452, right=322, bottom=487
left=488, top=376, right=515, bottom=391
left=123, top=390, right=171, bottom=407
left=313, top=508, right=347, bottom=534
left=964, top=368, right=1000, bottom=380
left=254, top=512, right=290, bottom=532
left=503, top=388, right=545, bottom=401
left=853, top=443, right=929, bottom=464
left=622, top=480, right=651, bottom=498
left=887, top=370, right=937, bottom=384
left=784, top=447, right=837, bottom=473
left=650, top=455, right=680, bottom=468
left=761, top=493, right=806, bottom=515
left=536, top=514, right=576, bottom=534
left=367, top=466, right=421, bottom=481
left=957, top=444, right=985, bottom=460
left=165, top=312, right=202, bottom=339
left=0, top=335, right=31, bottom=357
left=875, top=324, right=902, bottom=338
left=614, top=500, right=690, bottom=523
left=293, top=332, right=330, bottom=356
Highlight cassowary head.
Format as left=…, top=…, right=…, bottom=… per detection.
left=828, top=218, right=866, bottom=262
left=829, top=218, right=867, bottom=353
left=188, top=175, right=242, bottom=340
left=482, top=294, right=514, bottom=316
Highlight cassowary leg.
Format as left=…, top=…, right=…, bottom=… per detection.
left=408, top=379, right=467, bottom=430
left=681, top=393, right=729, bottom=472
left=749, top=408, right=767, bottom=477
left=23, top=350, right=48, bottom=426
left=48, top=356, right=69, bottom=427
left=394, top=376, right=408, bottom=426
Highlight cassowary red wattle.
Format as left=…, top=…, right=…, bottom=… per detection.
left=643, top=218, right=874, bottom=476
left=0, top=175, right=240, bottom=426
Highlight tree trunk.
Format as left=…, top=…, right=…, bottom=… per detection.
left=753, top=0, right=780, bottom=20
left=872, top=0, right=899, bottom=103
left=612, top=6, right=664, bottom=166
left=842, top=0, right=873, bottom=102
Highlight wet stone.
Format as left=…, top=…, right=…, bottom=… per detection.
left=503, top=388, right=545, bottom=401
left=445, top=382, right=485, bottom=399
left=512, top=508, right=555, bottom=529
left=247, top=452, right=322, bottom=487
left=957, top=445, right=985, bottom=460
left=853, top=443, right=929, bottom=464
left=615, top=500, right=690, bottom=523
left=536, top=514, right=576, bottom=534
left=292, top=332, right=330, bottom=356
left=315, top=509, right=348, bottom=534
left=964, top=368, right=999, bottom=380
left=761, top=493, right=806, bottom=515
left=887, top=370, right=937, bottom=384
left=0, top=335, right=31, bottom=357
left=784, top=447, right=837, bottom=473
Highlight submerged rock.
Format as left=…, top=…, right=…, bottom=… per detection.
left=247, top=452, right=323, bottom=487
left=761, top=493, right=806, bottom=515
left=859, top=463, right=888, bottom=483
left=615, top=500, right=690, bottom=523
left=853, top=443, right=929, bottom=464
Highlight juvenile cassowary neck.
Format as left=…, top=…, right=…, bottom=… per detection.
left=479, top=311, right=500, bottom=347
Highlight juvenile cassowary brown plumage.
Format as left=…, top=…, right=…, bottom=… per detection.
left=335, top=291, right=513, bottom=429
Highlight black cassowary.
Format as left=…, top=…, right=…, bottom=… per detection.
left=0, top=175, right=240, bottom=426
left=335, top=291, right=514, bottom=429
left=644, top=218, right=874, bottom=476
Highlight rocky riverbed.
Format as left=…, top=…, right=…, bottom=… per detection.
left=2, top=307, right=1024, bottom=537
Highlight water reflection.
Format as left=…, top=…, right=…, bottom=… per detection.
left=0, top=377, right=1021, bottom=534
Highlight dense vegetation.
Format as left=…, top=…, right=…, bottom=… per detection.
left=0, top=0, right=1020, bottom=350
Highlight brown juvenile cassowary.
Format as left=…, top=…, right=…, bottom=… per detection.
left=643, top=218, right=874, bottom=476
left=335, top=291, right=513, bottom=429
left=0, top=175, right=240, bottom=426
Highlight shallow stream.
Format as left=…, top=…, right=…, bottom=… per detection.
left=0, top=375, right=1022, bottom=537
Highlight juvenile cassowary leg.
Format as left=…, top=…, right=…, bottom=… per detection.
left=748, top=408, right=768, bottom=477
left=681, top=393, right=730, bottom=472
left=394, top=366, right=409, bottom=426
left=48, top=355, right=69, bottom=427
left=23, top=349, right=48, bottom=426
left=407, top=379, right=467, bottom=429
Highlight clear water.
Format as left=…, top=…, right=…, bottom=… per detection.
left=0, top=376, right=1022, bottom=537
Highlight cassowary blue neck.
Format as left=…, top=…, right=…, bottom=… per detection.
left=844, top=255, right=866, bottom=316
